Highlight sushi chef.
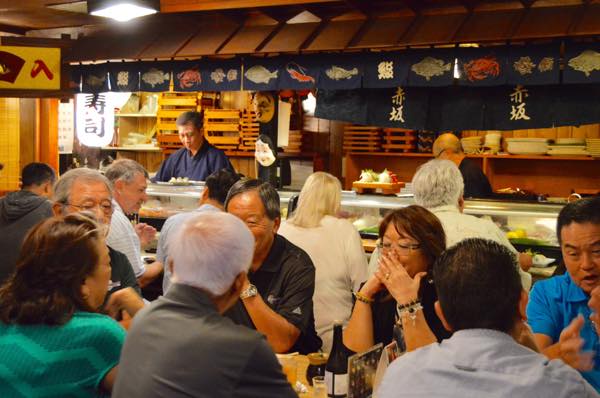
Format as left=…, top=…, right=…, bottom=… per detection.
left=152, top=111, right=234, bottom=182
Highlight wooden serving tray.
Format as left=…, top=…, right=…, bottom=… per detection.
left=352, top=181, right=405, bottom=195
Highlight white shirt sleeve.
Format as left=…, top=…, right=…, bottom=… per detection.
left=107, top=205, right=146, bottom=278
left=344, top=223, right=369, bottom=292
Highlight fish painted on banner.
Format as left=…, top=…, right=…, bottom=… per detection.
left=210, top=68, right=225, bottom=84
left=513, top=56, right=535, bottom=75
left=245, top=65, right=278, bottom=84
left=85, top=74, right=106, bottom=87
left=177, top=67, right=201, bottom=89
left=538, top=57, right=554, bottom=73
left=411, top=57, right=451, bottom=81
left=286, top=62, right=315, bottom=83
left=463, top=55, right=500, bottom=82
left=227, top=69, right=238, bottom=82
left=325, top=65, right=358, bottom=80
left=568, top=50, right=600, bottom=77
left=142, top=68, right=170, bottom=88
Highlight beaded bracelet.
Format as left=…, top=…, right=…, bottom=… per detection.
left=354, top=291, right=374, bottom=304
left=397, top=298, right=420, bottom=310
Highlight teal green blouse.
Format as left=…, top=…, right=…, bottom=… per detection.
left=0, top=311, right=125, bottom=397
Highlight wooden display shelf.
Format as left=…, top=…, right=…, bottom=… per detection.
left=345, top=152, right=600, bottom=197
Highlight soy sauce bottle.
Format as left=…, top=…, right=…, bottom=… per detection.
left=325, top=321, right=349, bottom=397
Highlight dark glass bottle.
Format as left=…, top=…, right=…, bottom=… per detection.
left=325, top=321, right=349, bottom=398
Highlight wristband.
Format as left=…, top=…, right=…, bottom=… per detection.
left=354, top=291, right=374, bottom=304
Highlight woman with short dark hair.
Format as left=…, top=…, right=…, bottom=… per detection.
left=0, top=213, right=125, bottom=396
left=344, top=205, right=451, bottom=353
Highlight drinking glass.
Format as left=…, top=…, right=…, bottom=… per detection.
left=312, top=376, right=327, bottom=398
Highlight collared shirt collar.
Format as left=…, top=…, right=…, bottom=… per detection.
left=112, top=199, right=124, bottom=215
left=430, top=204, right=461, bottom=214
left=194, top=203, right=219, bottom=213
left=254, top=234, right=285, bottom=274
left=166, top=283, right=219, bottom=313
left=187, top=140, right=210, bottom=159
left=560, top=273, right=589, bottom=302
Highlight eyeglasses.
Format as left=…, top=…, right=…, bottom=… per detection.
left=65, top=202, right=113, bottom=216
left=377, top=241, right=421, bottom=254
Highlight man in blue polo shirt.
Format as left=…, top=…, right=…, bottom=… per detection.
left=152, top=111, right=234, bottom=182
left=527, top=196, right=600, bottom=391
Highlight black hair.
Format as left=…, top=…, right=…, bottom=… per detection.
left=176, top=111, right=204, bottom=129
left=225, top=179, right=280, bottom=220
left=557, top=196, right=600, bottom=244
left=21, top=162, right=56, bottom=188
left=433, top=238, right=522, bottom=334
left=205, top=169, right=241, bottom=205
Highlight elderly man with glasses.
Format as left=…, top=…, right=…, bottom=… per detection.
left=52, top=168, right=142, bottom=309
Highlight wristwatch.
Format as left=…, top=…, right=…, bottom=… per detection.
left=240, top=284, right=258, bottom=300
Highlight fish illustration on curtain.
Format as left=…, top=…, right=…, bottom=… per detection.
left=245, top=65, right=278, bottom=84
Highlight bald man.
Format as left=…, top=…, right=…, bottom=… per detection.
left=432, top=133, right=492, bottom=198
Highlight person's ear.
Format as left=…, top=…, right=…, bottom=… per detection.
left=114, top=179, right=125, bottom=194
left=200, top=188, right=209, bottom=203
left=272, top=216, right=281, bottom=234
left=168, top=259, right=174, bottom=275
left=80, top=279, right=91, bottom=306
left=231, top=272, right=246, bottom=297
left=518, top=289, right=528, bottom=321
left=52, top=202, right=64, bottom=216
left=458, top=196, right=465, bottom=212
left=434, top=301, right=454, bottom=332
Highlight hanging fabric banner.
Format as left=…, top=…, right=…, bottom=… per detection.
left=507, top=43, right=560, bottom=86
left=172, top=60, right=203, bottom=92
left=362, top=51, right=410, bottom=88
left=554, top=84, right=600, bottom=126
left=366, top=87, right=430, bottom=129
left=563, top=42, right=600, bottom=84
left=201, top=58, right=242, bottom=91
left=314, top=90, right=368, bottom=125
left=407, top=48, right=455, bottom=87
left=243, top=57, right=281, bottom=91
left=484, top=85, right=557, bottom=130
left=428, top=86, right=485, bottom=131
left=318, top=54, right=363, bottom=90
left=66, top=64, right=82, bottom=93
left=108, top=62, right=140, bottom=92
left=139, top=62, right=171, bottom=92
left=457, top=47, right=508, bottom=87
left=81, top=63, right=109, bottom=93
left=277, top=55, right=319, bottom=90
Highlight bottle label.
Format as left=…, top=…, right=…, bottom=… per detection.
left=325, top=370, right=348, bottom=397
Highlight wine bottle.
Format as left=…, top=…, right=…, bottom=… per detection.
left=325, top=321, right=349, bottom=398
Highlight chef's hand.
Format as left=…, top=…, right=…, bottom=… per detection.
left=376, top=251, right=424, bottom=306
left=588, top=286, right=600, bottom=336
left=557, top=315, right=594, bottom=371
left=135, top=223, right=157, bottom=247
left=105, top=287, right=145, bottom=319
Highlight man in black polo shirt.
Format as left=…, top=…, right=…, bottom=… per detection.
left=225, top=179, right=322, bottom=354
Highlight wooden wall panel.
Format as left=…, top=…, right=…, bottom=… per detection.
left=0, top=98, right=21, bottom=191
left=38, top=99, right=59, bottom=173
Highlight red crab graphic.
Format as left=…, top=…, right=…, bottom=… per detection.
left=463, top=55, right=500, bottom=82
left=177, top=68, right=201, bottom=89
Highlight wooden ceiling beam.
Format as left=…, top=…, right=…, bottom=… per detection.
left=299, top=19, right=330, bottom=50
left=160, top=0, right=342, bottom=13
left=400, top=0, right=422, bottom=15
left=520, top=0, right=536, bottom=8
left=260, top=7, right=304, bottom=23
left=0, top=23, right=28, bottom=35
left=0, top=35, right=74, bottom=48
left=347, top=16, right=374, bottom=47
left=255, top=21, right=286, bottom=51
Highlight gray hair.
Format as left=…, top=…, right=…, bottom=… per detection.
left=412, top=159, right=464, bottom=209
left=53, top=168, right=112, bottom=205
left=225, top=179, right=280, bottom=220
left=170, top=212, right=254, bottom=296
left=104, top=159, right=148, bottom=186
left=176, top=111, right=204, bottom=129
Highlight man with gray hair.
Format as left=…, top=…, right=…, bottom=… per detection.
left=51, top=167, right=143, bottom=311
left=225, top=179, right=322, bottom=354
left=151, top=111, right=233, bottom=182
left=412, top=159, right=531, bottom=290
left=113, top=212, right=296, bottom=398
left=105, top=159, right=163, bottom=288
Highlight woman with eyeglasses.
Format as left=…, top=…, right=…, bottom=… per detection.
left=0, top=213, right=140, bottom=397
left=343, top=205, right=451, bottom=353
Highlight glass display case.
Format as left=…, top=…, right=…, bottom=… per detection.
left=142, top=183, right=563, bottom=249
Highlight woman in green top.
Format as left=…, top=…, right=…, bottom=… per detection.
left=0, top=213, right=138, bottom=397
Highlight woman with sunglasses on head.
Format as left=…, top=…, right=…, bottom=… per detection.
left=0, top=213, right=142, bottom=397
left=343, top=205, right=451, bottom=353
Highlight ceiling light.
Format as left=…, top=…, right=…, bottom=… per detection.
left=87, top=0, right=159, bottom=22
